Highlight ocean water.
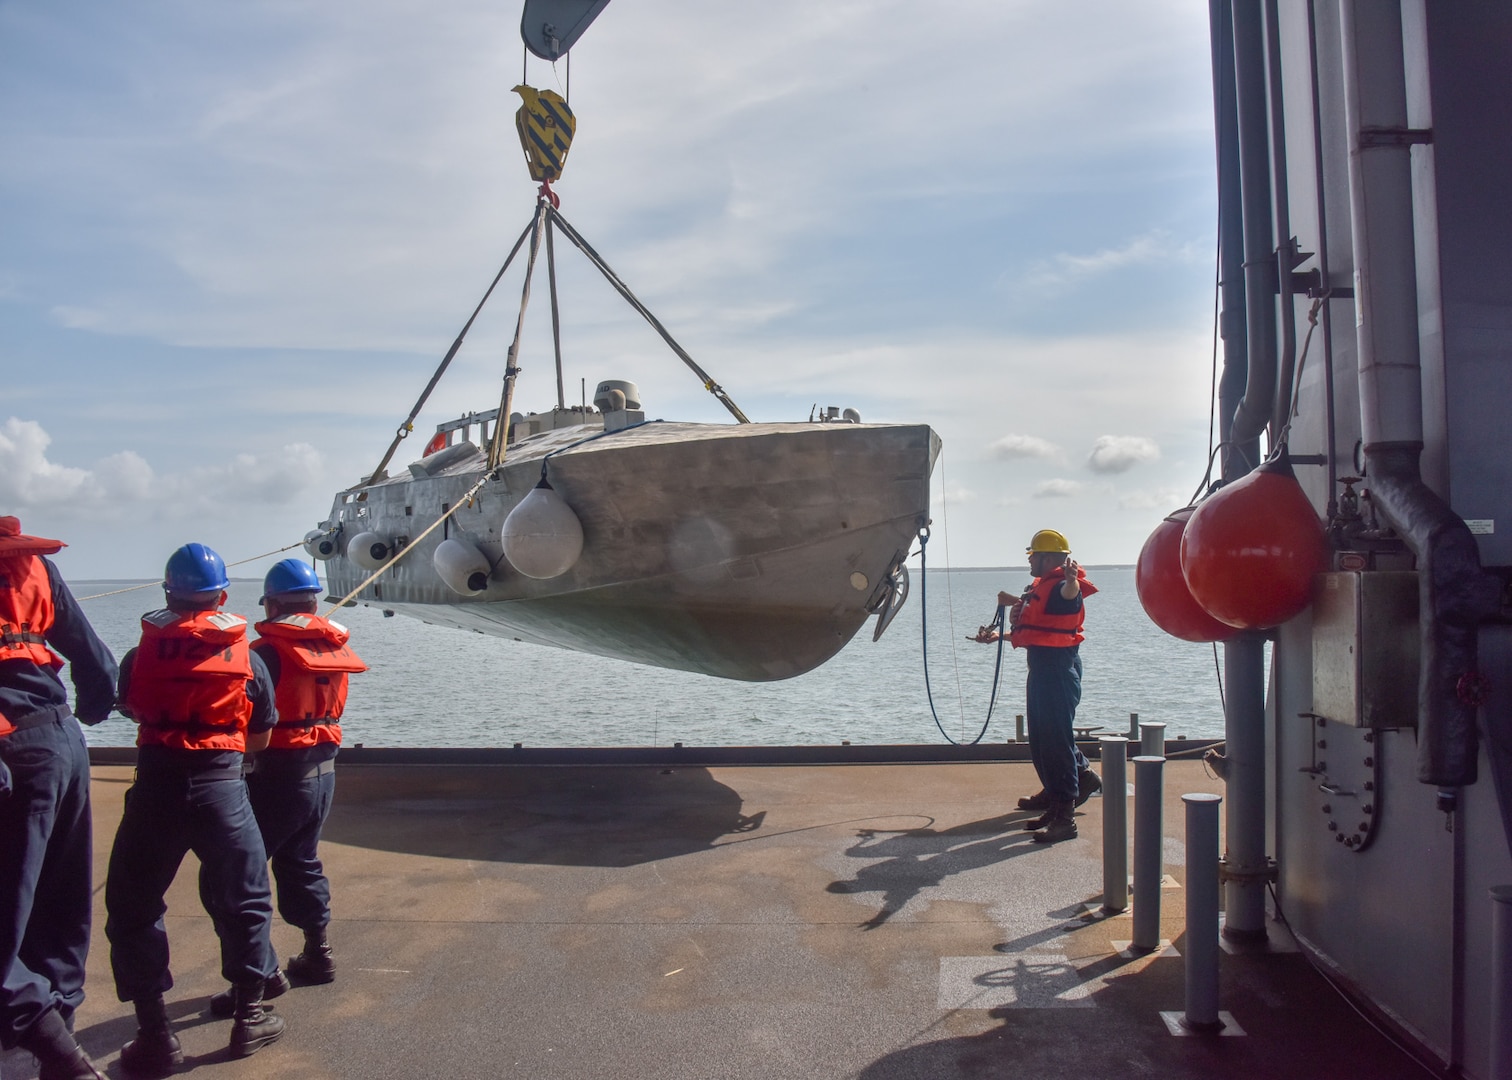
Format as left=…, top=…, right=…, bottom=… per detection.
left=66, top=568, right=1229, bottom=749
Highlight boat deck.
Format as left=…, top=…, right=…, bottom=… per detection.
left=4, top=759, right=1430, bottom=1079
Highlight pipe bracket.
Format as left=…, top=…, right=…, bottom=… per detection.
left=1218, top=857, right=1277, bottom=886
left=1357, top=126, right=1433, bottom=149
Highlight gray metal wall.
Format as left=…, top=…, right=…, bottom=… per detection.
left=1265, top=0, right=1512, bottom=1074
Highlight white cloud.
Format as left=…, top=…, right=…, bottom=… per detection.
left=1087, top=435, right=1161, bottom=474
left=1021, top=230, right=1208, bottom=292
left=932, top=483, right=977, bottom=507
left=1118, top=487, right=1188, bottom=511
left=1034, top=478, right=1083, bottom=498
left=0, top=418, right=324, bottom=517
left=989, top=434, right=1063, bottom=463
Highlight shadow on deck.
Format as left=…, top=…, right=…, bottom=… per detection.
left=2, top=759, right=1429, bottom=1079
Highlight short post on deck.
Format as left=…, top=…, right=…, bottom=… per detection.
left=1140, top=720, right=1167, bottom=759
left=1132, top=754, right=1166, bottom=952
left=1182, top=792, right=1224, bottom=1032
left=1100, top=736, right=1129, bottom=913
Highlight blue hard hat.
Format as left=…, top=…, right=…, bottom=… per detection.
left=262, top=558, right=322, bottom=601
left=164, top=542, right=230, bottom=595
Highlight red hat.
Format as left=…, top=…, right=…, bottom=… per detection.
left=0, top=516, right=66, bottom=558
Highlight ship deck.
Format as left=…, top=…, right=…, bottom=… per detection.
left=4, top=757, right=1431, bottom=1079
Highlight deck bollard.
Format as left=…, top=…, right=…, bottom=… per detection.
left=1016, top=713, right=1025, bottom=743
left=1493, top=886, right=1512, bottom=1079
left=1140, top=720, right=1166, bottom=759
left=1127, top=712, right=1140, bottom=742
left=1182, top=793, right=1224, bottom=1031
left=1132, top=755, right=1166, bottom=952
left=1101, top=737, right=1130, bottom=913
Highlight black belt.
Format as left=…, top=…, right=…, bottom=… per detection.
left=0, top=708, right=63, bottom=735
left=251, top=757, right=336, bottom=781
left=135, top=765, right=245, bottom=783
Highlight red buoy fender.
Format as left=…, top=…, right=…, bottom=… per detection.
left=1136, top=507, right=1241, bottom=643
left=1180, top=452, right=1330, bottom=630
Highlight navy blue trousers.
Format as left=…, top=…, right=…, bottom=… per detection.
left=250, top=765, right=335, bottom=932
left=201, top=762, right=335, bottom=935
left=1025, top=644, right=1089, bottom=804
left=0, top=714, right=92, bottom=1049
left=104, top=768, right=276, bottom=1001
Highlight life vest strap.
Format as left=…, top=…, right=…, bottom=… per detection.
left=0, top=625, right=47, bottom=648
left=139, top=716, right=243, bottom=733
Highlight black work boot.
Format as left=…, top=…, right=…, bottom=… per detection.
left=1022, top=810, right=1052, bottom=831
left=1032, top=801, right=1079, bottom=844
left=119, top=996, right=183, bottom=1078
left=285, top=926, right=336, bottom=984
left=1016, top=789, right=1051, bottom=811
left=209, top=968, right=290, bottom=1017
left=228, top=980, right=285, bottom=1058
left=19, top=1006, right=105, bottom=1080
left=1075, top=768, right=1103, bottom=806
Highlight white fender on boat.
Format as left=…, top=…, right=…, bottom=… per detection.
left=433, top=537, right=493, bottom=595
left=502, top=480, right=584, bottom=579
left=347, top=531, right=390, bottom=571
left=304, top=528, right=339, bottom=561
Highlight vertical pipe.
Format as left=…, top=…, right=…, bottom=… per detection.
left=1220, top=0, right=1278, bottom=948
left=1132, top=755, right=1166, bottom=952
left=1016, top=713, right=1026, bottom=743
left=1183, top=793, right=1225, bottom=1032
left=1141, top=721, right=1167, bottom=759
left=1224, top=635, right=1269, bottom=939
left=1305, top=0, right=1340, bottom=520
left=1492, top=886, right=1512, bottom=1080
left=1210, top=0, right=1250, bottom=481
left=1228, top=0, right=1279, bottom=446
left=1101, top=737, right=1130, bottom=914
left=1127, top=712, right=1140, bottom=742
left=1339, top=0, right=1500, bottom=793
left=1264, top=0, right=1299, bottom=437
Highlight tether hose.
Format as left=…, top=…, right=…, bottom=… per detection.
left=917, top=526, right=1006, bottom=746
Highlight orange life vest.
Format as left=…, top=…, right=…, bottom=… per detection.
left=254, top=613, right=366, bottom=750
left=1, top=554, right=64, bottom=737
left=0, top=554, right=62, bottom=671
left=1008, top=567, right=1097, bottom=649
left=124, top=609, right=254, bottom=752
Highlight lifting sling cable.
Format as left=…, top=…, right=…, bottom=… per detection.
left=367, top=217, right=537, bottom=484
left=546, top=206, right=751, bottom=424
left=487, top=198, right=552, bottom=471
left=917, top=527, right=1007, bottom=746
left=546, top=215, right=566, bottom=409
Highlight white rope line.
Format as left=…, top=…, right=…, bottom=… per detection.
left=75, top=541, right=306, bottom=602
left=322, top=471, right=493, bottom=617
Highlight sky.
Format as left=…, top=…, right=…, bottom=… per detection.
left=1, top=0, right=1220, bottom=581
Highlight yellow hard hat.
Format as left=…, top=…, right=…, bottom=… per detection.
left=1027, top=529, right=1071, bottom=554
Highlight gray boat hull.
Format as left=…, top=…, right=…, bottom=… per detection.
left=320, top=420, right=939, bottom=680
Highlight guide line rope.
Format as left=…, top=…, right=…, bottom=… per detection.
left=74, top=541, right=307, bottom=602
left=322, top=470, right=495, bottom=618
left=916, top=526, right=1007, bottom=746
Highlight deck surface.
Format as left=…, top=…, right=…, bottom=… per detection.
left=2, top=760, right=1429, bottom=1079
